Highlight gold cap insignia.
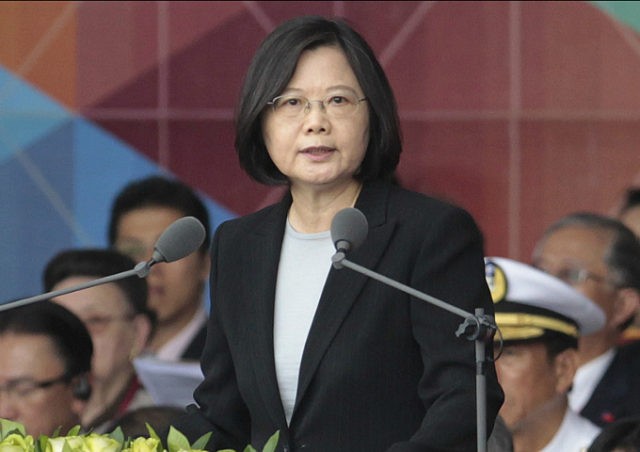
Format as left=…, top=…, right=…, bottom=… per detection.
left=485, top=261, right=507, bottom=303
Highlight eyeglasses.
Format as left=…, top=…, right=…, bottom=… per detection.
left=0, top=373, right=70, bottom=402
left=553, top=267, right=612, bottom=287
left=267, top=93, right=367, bottom=119
left=82, top=314, right=135, bottom=333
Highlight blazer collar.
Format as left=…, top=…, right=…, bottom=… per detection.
left=242, top=182, right=395, bottom=427
left=293, top=182, right=394, bottom=418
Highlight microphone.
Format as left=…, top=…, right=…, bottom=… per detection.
left=331, top=207, right=368, bottom=254
left=152, top=216, right=206, bottom=264
left=0, top=216, right=206, bottom=311
left=329, top=207, right=496, bottom=452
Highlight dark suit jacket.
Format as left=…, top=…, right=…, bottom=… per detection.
left=174, top=181, right=503, bottom=451
left=181, top=323, right=208, bottom=361
left=580, top=340, right=640, bottom=426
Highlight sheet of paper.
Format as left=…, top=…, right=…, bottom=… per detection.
left=133, top=355, right=204, bottom=407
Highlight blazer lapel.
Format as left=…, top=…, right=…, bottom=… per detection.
left=293, top=183, right=394, bottom=413
left=244, top=199, right=290, bottom=428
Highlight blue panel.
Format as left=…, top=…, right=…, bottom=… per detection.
left=72, top=119, right=236, bottom=249
left=0, top=66, right=72, bottom=163
left=0, top=122, right=76, bottom=302
left=0, top=69, right=236, bottom=305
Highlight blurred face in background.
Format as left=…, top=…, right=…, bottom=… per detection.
left=113, top=206, right=209, bottom=328
left=51, top=280, right=151, bottom=385
left=0, top=332, right=84, bottom=436
left=495, top=341, right=576, bottom=433
left=532, top=227, right=624, bottom=335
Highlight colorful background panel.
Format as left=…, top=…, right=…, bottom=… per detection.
left=1, top=1, right=640, bottom=302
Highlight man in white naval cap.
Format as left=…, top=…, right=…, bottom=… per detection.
left=485, top=257, right=606, bottom=452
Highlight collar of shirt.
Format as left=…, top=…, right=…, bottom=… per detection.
left=155, top=306, right=208, bottom=361
left=569, top=348, right=616, bottom=412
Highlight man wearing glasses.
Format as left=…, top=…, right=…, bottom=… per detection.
left=0, top=302, right=93, bottom=436
left=44, top=248, right=156, bottom=432
left=532, top=212, right=640, bottom=427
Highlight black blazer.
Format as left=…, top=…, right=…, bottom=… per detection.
left=580, top=340, right=640, bottom=426
left=175, top=181, right=503, bottom=451
left=181, top=324, right=208, bottom=361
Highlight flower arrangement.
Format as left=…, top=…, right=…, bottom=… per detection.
left=0, top=419, right=279, bottom=452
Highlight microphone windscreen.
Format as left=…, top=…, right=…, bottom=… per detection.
left=153, top=216, right=206, bottom=263
left=331, top=208, right=368, bottom=252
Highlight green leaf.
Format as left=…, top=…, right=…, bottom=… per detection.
left=109, top=426, right=125, bottom=445
left=262, top=431, right=280, bottom=452
left=192, top=432, right=212, bottom=450
left=167, top=426, right=191, bottom=452
left=66, top=425, right=82, bottom=436
left=0, top=418, right=26, bottom=438
left=37, top=435, right=49, bottom=452
left=145, top=423, right=160, bottom=441
left=242, top=446, right=257, bottom=452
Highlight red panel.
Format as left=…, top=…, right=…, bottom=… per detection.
left=0, top=1, right=77, bottom=107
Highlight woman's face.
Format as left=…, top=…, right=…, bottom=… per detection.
left=262, top=45, right=370, bottom=190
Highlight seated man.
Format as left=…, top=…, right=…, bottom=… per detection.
left=108, top=176, right=211, bottom=361
left=485, top=257, right=605, bottom=451
left=532, top=213, right=640, bottom=425
left=0, top=302, right=93, bottom=437
left=44, top=248, right=156, bottom=433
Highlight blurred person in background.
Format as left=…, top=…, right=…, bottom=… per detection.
left=532, top=212, right=640, bottom=426
left=44, top=248, right=156, bottom=432
left=0, top=302, right=93, bottom=436
left=616, top=186, right=640, bottom=342
left=486, top=257, right=604, bottom=452
left=108, top=176, right=210, bottom=361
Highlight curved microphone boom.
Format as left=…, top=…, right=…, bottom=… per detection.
left=0, top=216, right=206, bottom=311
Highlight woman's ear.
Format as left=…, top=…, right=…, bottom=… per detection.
left=553, top=348, right=578, bottom=394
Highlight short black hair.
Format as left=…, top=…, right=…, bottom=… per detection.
left=108, top=175, right=210, bottom=254
left=620, top=187, right=640, bottom=215
left=43, top=248, right=156, bottom=327
left=235, top=15, right=402, bottom=185
left=0, top=302, right=93, bottom=378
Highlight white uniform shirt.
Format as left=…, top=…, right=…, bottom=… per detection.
left=540, top=408, right=601, bottom=452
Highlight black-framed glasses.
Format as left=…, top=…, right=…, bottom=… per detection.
left=267, top=92, right=367, bottom=119
left=0, top=373, right=70, bottom=402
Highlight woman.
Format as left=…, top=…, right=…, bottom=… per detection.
left=176, top=15, right=503, bottom=451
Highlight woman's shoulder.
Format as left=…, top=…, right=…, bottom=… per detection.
left=216, top=199, right=287, bottom=236
left=383, top=182, right=474, bottom=222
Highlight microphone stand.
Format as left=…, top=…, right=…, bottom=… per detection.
left=0, top=261, right=153, bottom=312
left=332, top=251, right=497, bottom=452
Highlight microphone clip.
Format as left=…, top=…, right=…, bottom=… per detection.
left=455, top=311, right=497, bottom=343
